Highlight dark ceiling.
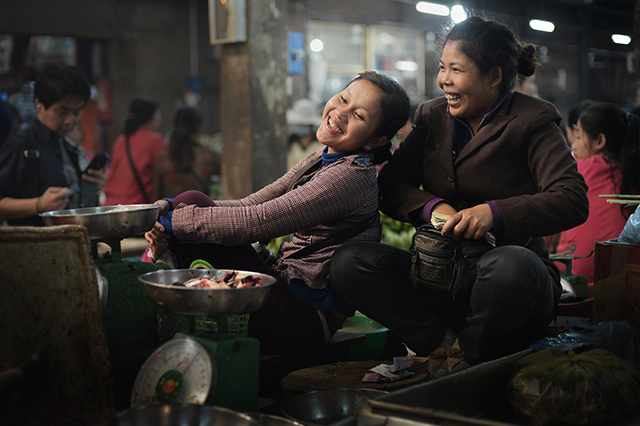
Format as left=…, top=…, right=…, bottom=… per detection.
left=467, top=0, right=636, bottom=37
left=430, top=0, right=636, bottom=56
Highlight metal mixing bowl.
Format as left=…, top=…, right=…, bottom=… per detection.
left=137, top=269, right=277, bottom=316
left=280, top=388, right=389, bottom=426
left=246, top=413, right=305, bottom=426
left=40, top=204, right=160, bottom=240
left=104, top=404, right=261, bottom=426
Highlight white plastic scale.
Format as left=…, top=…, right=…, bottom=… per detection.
left=132, top=268, right=276, bottom=412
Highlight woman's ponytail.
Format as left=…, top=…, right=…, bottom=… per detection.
left=123, top=96, right=158, bottom=136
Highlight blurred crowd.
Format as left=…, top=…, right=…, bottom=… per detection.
left=0, top=63, right=221, bottom=228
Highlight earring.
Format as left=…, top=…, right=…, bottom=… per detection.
left=37, top=103, right=42, bottom=110
left=364, top=144, right=372, bottom=150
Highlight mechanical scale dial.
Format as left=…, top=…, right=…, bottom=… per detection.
left=131, top=337, right=216, bottom=407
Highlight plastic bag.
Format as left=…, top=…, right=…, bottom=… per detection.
left=529, top=332, right=599, bottom=353
left=507, top=348, right=640, bottom=425
left=531, top=320, right=640, bottom=366
left=565, top=319, right=640, bottom=366
left=619, top=204, right=640, bottom=244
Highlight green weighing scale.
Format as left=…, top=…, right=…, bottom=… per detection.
left=132, top=268, right=276, bottom=412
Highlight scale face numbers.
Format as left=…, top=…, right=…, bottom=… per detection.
left=131, top=338, right=215, bottom=407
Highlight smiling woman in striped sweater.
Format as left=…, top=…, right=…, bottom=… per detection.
left=144, top=71, right=410, bottom=352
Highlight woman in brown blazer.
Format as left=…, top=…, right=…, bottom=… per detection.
left=331, top=16, right=588, bottom=373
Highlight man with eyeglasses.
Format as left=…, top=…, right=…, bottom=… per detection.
left=0, top=63, right=105, bottom=226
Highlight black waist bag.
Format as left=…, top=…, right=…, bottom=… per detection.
left=409, top=224, right=494, bottom=298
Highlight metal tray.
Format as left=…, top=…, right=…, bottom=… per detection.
left=361, top=348, right=640, bottom=426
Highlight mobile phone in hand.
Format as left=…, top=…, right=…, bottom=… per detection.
left=82, top=152, right=110, bottom=174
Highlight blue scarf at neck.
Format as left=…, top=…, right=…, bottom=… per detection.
left=321, top=146, right=363, bottom=167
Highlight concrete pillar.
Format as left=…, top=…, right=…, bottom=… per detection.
left=219, top=0, right=289, bottom=199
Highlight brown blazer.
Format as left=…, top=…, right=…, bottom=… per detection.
left=379, top=91, right=588, bottom=281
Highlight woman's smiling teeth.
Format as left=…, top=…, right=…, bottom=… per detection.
left=328, top=117, right=344, bottom=134
left=445, top=93, right=462, bottom=102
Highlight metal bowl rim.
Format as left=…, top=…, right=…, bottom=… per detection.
left=108, top=403, right=261, bottom=425
left=39, top=203, right=160, bottom=218
left=138, top=268, right=278, bottom=289
left=245, top=413, right=307, bottom=426
left=280, top=388, right=390, bottom=426
left=284, top=387, right=390, bottom=401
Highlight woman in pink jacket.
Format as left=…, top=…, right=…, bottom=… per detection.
left=104, top=96, right=167, bottom=205
left=556, top=102, right=640, bottom=296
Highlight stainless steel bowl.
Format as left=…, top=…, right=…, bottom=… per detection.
left=246, top=413, right=305, bottom=426
left=104, top=404, right=261, bottom=426
left=137, top=269, right=277, bottom=316
left=280, top=388, right=389, bottom=426
left=40, top=204, right=160, bottom=240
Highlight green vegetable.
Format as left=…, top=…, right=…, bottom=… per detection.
left=265, top=213, right=415, bottom=257
left=381, top=213, right=415, bottom=250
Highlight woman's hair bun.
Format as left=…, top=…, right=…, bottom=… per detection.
left=517, top=43, right=540, bottom=77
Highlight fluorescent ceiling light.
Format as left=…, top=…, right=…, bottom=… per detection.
left=450, top=5, right=467, bottom=23
left=612, top=34, right=631, bottom=45
left=416, top=2, right=449, bottom=16
left=529, top=19, right=555, bottom=33
left=395, top=60, right=419, bottom=72
left=310, top=38, right=324, bottom=52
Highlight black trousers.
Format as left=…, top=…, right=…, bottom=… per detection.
left=330, top=241, right=559, bottom=364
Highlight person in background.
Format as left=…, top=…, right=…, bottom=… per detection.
left=104, top=96, right=167, bottom=205
left=555, top=102, right=640, bottom=296
left=376, top=105, right=417, bottom=174
left=395, top=107, right=416, bottom=142
left=77, top=95, right=102, bottom=154
left=514, top=74, right=538, bottom=97
left=64, top=121, right=105, bottom=208
left=0, top=63, right=106, bottom=226
left=564, top=100, right=596, bottom=148
left=153, top=106, right=220, bottom=200
left=543, top=99, right=596, bottom=252
left=330, top=16, right=588, bottom=375
left=145, top=71, right=411, bottom=352
left=543, top=99, right=598, bottom=252
left=286, top=98, right=323, bottom=170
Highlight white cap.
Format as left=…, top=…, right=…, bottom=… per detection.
left=286, top=98, right=323, bottom=126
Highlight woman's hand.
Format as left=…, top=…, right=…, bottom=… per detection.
left=144, top=222, right=169, bottom=261
left=154, top=199, right=171, bottom=215
left=432, top=202, right=458, bottom=217
left=442, top=204, right=493, bottom=240
left=81, top=168, right=107, bottom=191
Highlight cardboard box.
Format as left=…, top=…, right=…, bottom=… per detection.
left=593, top=241, right=640, bottom=328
